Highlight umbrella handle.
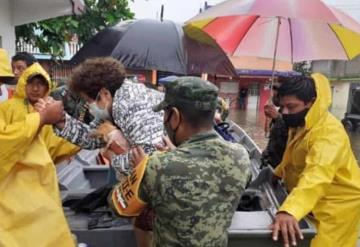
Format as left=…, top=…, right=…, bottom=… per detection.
left=264, top=98, right=273, bottom=138
left=270, top=17, right=281, bottom=92
left=265, top=17, right=281, bottom=136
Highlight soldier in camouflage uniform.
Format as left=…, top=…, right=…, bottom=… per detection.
left=111, top=77, right=251, bottom=247
left=51, top=85, right=94, bottom=124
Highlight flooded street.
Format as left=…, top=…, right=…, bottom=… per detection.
left=229, top=109, right=360, bottom=163
left=228, top=109, right=267, bottom=150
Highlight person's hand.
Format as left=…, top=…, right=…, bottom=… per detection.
left=264, top=104, right=280, bottom=119
left=45, top=96, right=55, bottom=104
left=214, top=111, right=222, bottom=124
left=38, top=100, right=65, bottom=126
left=154, top=136, right=176, bottom=152
left=34, top=97, right=56, bottom=112
left=91, top=121, right=117, bottom=139
left=130, top=146, right=146, bottom=168
left=34, top=98, right=47, bottom=112
left=106, top=130, right=130, bottom=155
left=101, top=148, right=115, bottom=162
left=271, top=212, right=304, bottom=247
left=90, top=121, right=130, bottom=154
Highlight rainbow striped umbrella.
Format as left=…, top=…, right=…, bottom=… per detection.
left=185, top=0, right=360, bottom=77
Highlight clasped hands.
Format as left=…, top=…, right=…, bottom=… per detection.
left=34, top=97, right=66, bottom=127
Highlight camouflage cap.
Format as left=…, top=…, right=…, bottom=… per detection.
left=153, top=76, right=218, bottom=112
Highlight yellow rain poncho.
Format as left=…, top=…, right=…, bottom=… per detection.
left=0, top=48, right=13, bottom=78
left=275, top=73, right=360, bottom=247
left=0, top=63, right=79, bottom=247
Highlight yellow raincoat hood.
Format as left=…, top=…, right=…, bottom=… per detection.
left=275, top=73, right=360, bottom=247
left=0, top=63, right=78, bottom=246
left=304, top=73, right=332, bottom=130
left=0, top=48, right=13, bottom=78
left=15, top=62, right=55, bottom=99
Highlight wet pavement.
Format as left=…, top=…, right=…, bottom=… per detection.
left=229, top=109, right=360, bottom=163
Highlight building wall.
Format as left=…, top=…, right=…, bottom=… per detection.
left=0, top=0, right=16, bottom=55
left=312, top=58, right=360, bottom=120
left=312, top=56, right=360, bottom=78
left=209, top=75, right=270, bottom=111
left=312, top=61, right=334, bottom=76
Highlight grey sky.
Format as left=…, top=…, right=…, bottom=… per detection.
left=129, top=0, right=360, bottom=23
left=129, top=0, right=224, bottom=23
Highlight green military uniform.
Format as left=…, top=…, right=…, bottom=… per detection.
left=51, top=85, right=93, bottom=124
left=140, top=77, right=251, bottom=246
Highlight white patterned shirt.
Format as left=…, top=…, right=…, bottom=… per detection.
left=56, top=82, right=164, bottom=174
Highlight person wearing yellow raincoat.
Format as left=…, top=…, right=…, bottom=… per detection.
left=0, top=48, right=15, bottom=102
left=271, top=74, right=360, bottom=247
left=0, top=62, right=79, bottom=247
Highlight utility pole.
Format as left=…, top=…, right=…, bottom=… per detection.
left=160, top=4, right=164, bottom=21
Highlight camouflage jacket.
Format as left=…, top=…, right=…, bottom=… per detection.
left=51, top=85, right=93, bottom=124
left=139, top=130, right=251, bottom=247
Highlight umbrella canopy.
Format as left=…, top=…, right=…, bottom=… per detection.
left=186, top=0, right=360, bottom=63
left=71, top=19, right=237, bottom=76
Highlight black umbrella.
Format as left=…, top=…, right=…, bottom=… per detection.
left=71, top=19, right=236, bottom=76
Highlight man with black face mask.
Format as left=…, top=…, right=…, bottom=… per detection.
left=110, top=77, right=251, bottom=247
left=261, top=80, right=288, bottom=169
left=270, top=74, right=360, bottom=247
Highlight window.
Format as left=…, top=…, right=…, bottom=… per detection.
left=248, top=83, right=259, bottom=96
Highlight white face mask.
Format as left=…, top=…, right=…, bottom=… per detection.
left=88, top=102, right=112, bottom=121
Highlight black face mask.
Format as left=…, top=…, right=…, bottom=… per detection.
left=164, top=110, right=179, bottom=146
left=282, top=108, right=309, bottom=128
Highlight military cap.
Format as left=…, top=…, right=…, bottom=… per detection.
left=153, top=76, right=218, bottom=112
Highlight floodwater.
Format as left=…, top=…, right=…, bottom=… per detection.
left=228, top=109, right=267, bottom=151
left=229, top=109, right=360, bottom=164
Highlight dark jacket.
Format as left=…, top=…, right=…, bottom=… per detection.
left=261, top=116, right=288, bottom=168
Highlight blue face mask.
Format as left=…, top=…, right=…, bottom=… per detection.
left=88, top=102, right=112, bottom=121
left=88, top=91, right=112, bottom=121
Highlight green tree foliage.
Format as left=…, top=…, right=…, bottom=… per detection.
left=15, top=0, right=134, bottom=57
left=293, top=61, right=312, bottom=76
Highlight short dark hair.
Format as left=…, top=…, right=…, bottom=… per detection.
left=28, top=74, right=49, bottom=87
left=177, top=105, right=215, bottom=129
left=69, top=57, right=126, bottom=99
left=12, top=52, right=37, bottom=66
left=278, top=76, right=316, bottom=103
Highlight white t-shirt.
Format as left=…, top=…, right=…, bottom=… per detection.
left=0, top=84, right=9, bottom=103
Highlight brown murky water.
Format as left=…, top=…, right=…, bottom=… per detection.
left=229, top=109, right=360, bottom=163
